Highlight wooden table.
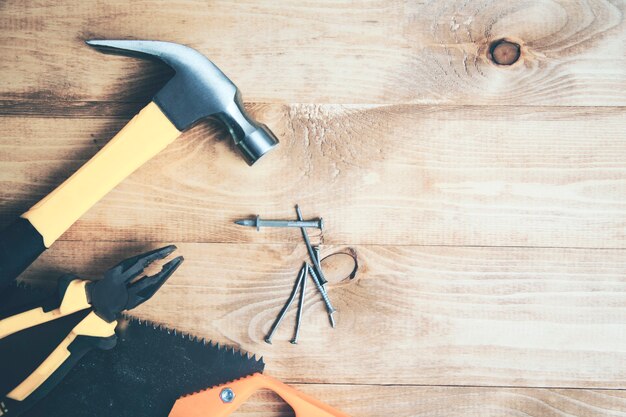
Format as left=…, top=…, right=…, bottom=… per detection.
left=2, top=1, right=626, bottom=415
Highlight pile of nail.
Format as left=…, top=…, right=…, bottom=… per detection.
left=235, top=205, right=336, bottom=344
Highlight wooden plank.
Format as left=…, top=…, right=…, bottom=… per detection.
left=0, top=0, right=625, bottom=105
left=234, top=384, right=626, bottom=417
left=2, top=104, right=626, bottom=248
left=19, top=241, right=626, bottom=388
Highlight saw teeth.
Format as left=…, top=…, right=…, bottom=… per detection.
left=35, top=312, right=264, bottom=413
left=121, top=314, right=263, bottom=367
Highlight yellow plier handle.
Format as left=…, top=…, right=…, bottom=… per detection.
left=0, top=279, right=91, bottom=340
left=0, top=277, right=117, bottom=405
left=0, top=246, right=180, bottom=416
left=6, top=312, right=116, bottom=402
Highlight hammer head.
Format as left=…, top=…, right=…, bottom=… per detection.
left=86, top=40, right=278, bottom=165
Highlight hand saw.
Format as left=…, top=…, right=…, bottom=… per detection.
left=28, top=314, right=348, bottom=417
left=0, top=278, right=264, bottom=417
left=14, top=315, right=265, bottom=417
left=1, top=278, right=348, bottom=417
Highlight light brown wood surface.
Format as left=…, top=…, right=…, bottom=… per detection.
left=3, top=105, right=626, bottom=248
left=1, top=0, right=625, bottom=105
left=2, top=0, right=626, bottom=416
left=19, top=241, right=626, bottom=389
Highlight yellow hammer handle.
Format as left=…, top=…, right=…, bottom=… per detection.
left=22, top=102, right=181, bottom=247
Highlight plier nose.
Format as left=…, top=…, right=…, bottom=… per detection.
left=87, top=245, right=184, bottom=322
left=124, top=245, right=183, bottom=310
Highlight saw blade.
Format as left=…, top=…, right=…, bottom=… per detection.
left=17, top=314, right=264, bottom=417
left=0, top=281, right=51, bottom=319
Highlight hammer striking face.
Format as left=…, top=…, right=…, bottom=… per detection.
left=0, top=40, right=279, bottom=288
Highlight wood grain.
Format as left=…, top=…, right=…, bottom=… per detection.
left=232, top=384, right=626, bottom=417
left=0, top=0, right=624, bottom=105
left=3, top=0, right=626, bottom=414
left=2, top=104, right=625, bottom=248
left=18, top=241, right=626, bottom=389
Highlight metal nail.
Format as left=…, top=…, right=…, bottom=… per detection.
left=264, top=264, right=307, bottom=344
left=306, top=263, right=336, bottom=328
left=313, top=246, right=321, bottom=265
left=235, top=215, right=323, bottom=231
left=290, top=264, right=308, bottom=344
left=295, top=205, right=328, bottom=286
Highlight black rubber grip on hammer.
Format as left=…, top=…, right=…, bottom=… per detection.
left=0, top=218, right=46, bottom=290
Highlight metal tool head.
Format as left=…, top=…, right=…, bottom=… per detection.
left=86, top=245, right=184, bottom=322
left=86, top=40, right=278, bottom=165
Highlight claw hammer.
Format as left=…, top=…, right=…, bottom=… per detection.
left=0, top=40, right=278, bottom=288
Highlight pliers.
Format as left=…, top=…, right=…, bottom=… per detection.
left=0, top=245, right=183, bottom=416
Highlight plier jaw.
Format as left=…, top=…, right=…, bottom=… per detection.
left=86, top=245, right=184, bottom=322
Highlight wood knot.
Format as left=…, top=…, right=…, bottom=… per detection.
left=488, top=39, right=521, bottom=66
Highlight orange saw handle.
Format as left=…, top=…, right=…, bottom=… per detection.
left=168, top=373, right=350, bottom=417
